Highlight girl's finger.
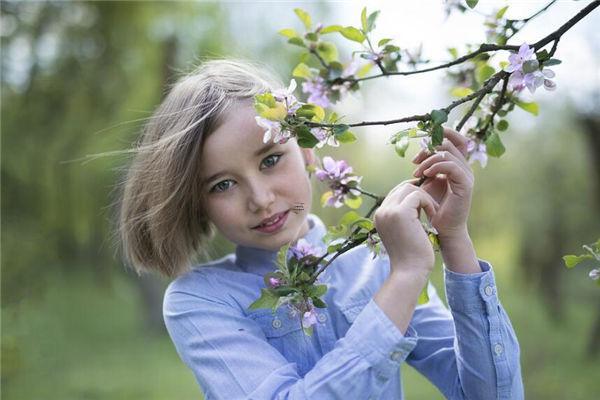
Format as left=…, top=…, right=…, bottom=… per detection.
left=413, top=150, right=468, bottom=178
left=401, top=190, right=438, bottom=221
left=422, top=161, right=473, bottom=197
left=442, top=127, right=469, bottom=158
left=436, top=138, right=469, bottom=167
left=385, top=183, right=440, bottom=210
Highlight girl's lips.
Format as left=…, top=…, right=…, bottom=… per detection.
left=252, top=211, right=289, bottom=233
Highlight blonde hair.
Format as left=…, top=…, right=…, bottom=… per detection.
left=117, top=59, right=284, bottom=278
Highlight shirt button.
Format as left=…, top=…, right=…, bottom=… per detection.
left=376, top=373, right=388, bottom=383
left=317, top=313, right=327, bottom=323
left=390, top=351, right=403, bottom=361
left=494, top=343, right=504, bottom=355
left=484, top=285, right=494, bottom=296
left=272, top=318, right=282, bottom=329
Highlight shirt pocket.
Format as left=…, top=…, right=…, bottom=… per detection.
left=248, top=309, right=309, bottom=372
left=339, top=298, right=370, bottom=324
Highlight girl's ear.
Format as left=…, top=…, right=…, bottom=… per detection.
left=300, top=147, right=316, bottom=167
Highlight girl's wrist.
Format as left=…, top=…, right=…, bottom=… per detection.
left=438, top=231, right=481, bottom=274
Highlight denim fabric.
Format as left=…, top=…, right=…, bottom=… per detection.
left=163, top=214, right=523, bottom=399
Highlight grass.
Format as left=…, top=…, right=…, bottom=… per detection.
left=2, top=263, right=600, bottom=399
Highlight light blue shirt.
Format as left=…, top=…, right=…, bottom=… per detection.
left=163, top=214, right=523, bottom=399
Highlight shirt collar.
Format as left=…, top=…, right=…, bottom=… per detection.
left=234, top=214, right=327, bottom=276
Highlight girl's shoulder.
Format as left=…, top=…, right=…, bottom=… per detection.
left=164, top=254, right=238, bottom=298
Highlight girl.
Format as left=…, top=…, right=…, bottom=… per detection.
left=118, top=59, right=523, bottom=399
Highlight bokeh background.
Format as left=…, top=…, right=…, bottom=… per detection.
left=2, top=1, right=599, bottom=399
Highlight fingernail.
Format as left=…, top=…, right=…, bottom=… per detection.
left=413, top=169, right=421, bottom=177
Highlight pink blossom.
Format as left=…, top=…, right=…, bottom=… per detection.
left=310, top=127, right=339, bottom=148
left=467, top=139, right=488, bottom=168
left=272, top=79, right=301, bottom=115
left=290, top=238, right=324, bottom=260
left=302, top=76, right=331, bottom=108
left=268, top=277, right=282, bottom=288
left=255, top=116, right=292, bottom=144
left=315, top=156, right=362, bottom=208
left=505, top=43, right=535, bottom=73
left=302, top=307, right=318, bottom=327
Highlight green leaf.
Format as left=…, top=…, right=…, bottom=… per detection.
left=395, top=135, right=410, bottom=157
left=309, top=284, right=328, bottom=297
left=496, top=5, right=509, bottom=19
left=254, top=92, right=276, bottom=108
left=336, top=130, right=357, bottom=144
left=514, top=100, right=539, bottom=116
left=378, top=38, right=392, bottom=47
left=288, top=37, right=306, bottom=48
left=320, top=24, right=343, bottom=34
left=292, top=63, right=313, bottom=79
left=296, top=104, right=325, bottom=121
left=476, top=64, right=495, bottom=84
left=447, top=47, right=458, bottom=59
left=344, top=195, right=362, bottom=209
left=303, top=325, right=314, bottom=336
left=295, top=126, right=320, bottom=148
left=563, top=254, right=593, bottom=268
left=340, top=210, right=362, bottom=226
left=312, top=297, right=327, bottom=308
left=279, top=28, right=299, bottom=39
left=361, top=7, right=368, bottom=32
left=277, top=244, right=291, bottom=273
left=466, top=0, right=479, bottom=9
left=294, top=8, right=312, bottom=30
left=485, top=132, right=506, bottom=157
left=431, top=109, right=448, bottom=125
left=450, top=86, right=474, bottom=97
left=366, top=11, right=380, bottom=32
left=496, top=120, right=509, bottom=131
left=305, top=32, right=318, bottom=41
left=248, top=288, right=279, bottom=311
left=543, top=58, right=562, bottom=67
left=339, top=26, right=365, bottom=43
left=316, top=41, right=338, bottom=63
left=332, top=124, right=350, bottom=135
left=432, top=124, right=444, bottom=146
left=417, top=285, right=429, bottom=305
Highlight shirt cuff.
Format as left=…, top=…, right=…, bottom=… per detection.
left=444, top=259, right=498, bottom=313
left=343, top=299, right=418, bottom=379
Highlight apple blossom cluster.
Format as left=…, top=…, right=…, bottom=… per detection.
left=315, top=156, right=363, bottom=208
left=301, top=60, right=360, bottom=108
left=505, top=43, right=556, bottom=94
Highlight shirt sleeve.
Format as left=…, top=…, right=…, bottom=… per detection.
left=405, top=260, right=524, bottom=400
left=163, top=273, right=417, bottom=400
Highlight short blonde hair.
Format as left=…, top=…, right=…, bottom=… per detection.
left=117, top=59, right=284, bottom=277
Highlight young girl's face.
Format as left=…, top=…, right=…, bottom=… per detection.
left=200, top=101, right=314, bottom=251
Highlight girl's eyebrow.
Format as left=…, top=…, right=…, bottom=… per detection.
left=203, top=142, right=278, bottom=185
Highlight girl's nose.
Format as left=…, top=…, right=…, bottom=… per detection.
left=247, top=181, right=276, bottom=213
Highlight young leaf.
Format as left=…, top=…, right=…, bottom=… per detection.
left=296, top=126, right=320, bottom=148
left=288, top=37, right=306, bottom=48
left=544, top=58, right=562, bottom=67
left=417, top=285, right=429, bottom=304
left=395, top=135, right=410, bottom=157
left=514, top=100, right=539, bottom=116
left=248, top=288, right=279, bottom=310
left=563, top=254, right=594, bottom=268
left=292, top=63, right=313, bottom=79
left=339, top=26, right=365, bottom=43
left=432, top=124, right=444, bottom=146
left=344, top=196, right=363, bottom=209
left=336, top=130, right=357, bottom=144
left=378, top=38, right=393, bottom=47
left=466, top=0, right=479, bottom=9
left=496, top=5, right=509, bottom=19
left=320, top=24, right=343, bottom=34
left=367, top=10, right=380, bottom=32
left=361, top=7, right=368, bottom=32
left=316, top=41, right=339, bottom=63
left=312, top=297, right=327, bottom=308
left=485, top=132, right=506, bottom=157
left=279, top=28, right=299, bottom=39
left=450, top=87, right=474, bottom=97
left=476, top=64, right=495, bottom=84
left=430, top=109, right=448, bottom=125
left=294, top=8, right=312, bottom=30
left=496, top=120, right=509, bottom=131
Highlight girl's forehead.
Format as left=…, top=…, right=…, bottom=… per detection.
left=205, top=104, right=263, bottom=153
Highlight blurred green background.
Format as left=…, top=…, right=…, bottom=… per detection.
left=2, top=1, right=599, bottom=399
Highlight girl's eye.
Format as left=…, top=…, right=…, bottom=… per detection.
left=210, top=180, right=234, bottom=193
left=261, top=153, right=282, bottom=169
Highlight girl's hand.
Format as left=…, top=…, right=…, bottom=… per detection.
left=374, top=181, right=439, bottom=277
left=411, top=128, right=473, bottom=240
